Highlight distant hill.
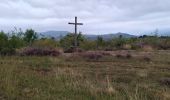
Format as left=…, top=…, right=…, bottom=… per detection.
left=39, top=31, right=136, bottom=40
left=159, top=29, right=170, bottom=36
left=86, top=32, right=136, bottom=40
left=161, top=32, right=170, bottom=36
left=145, top=30, right=170, bottom=36
left=39, top=31, right=69, bottom=39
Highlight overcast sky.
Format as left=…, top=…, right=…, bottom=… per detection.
left=0, top=0, right=170, bottom=35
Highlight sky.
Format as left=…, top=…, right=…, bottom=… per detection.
left=0, top=0, right=170, bottom=35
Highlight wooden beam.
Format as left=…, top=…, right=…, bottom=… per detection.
left=68, top=17, right=83, bottom=48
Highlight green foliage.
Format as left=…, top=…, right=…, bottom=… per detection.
left=96, top=36, right=105, bottom=49
left=24, top=29, right=38, bottom=45
left=0, top=28, right=170, bottom=55
left=111, top=37, right=127, bottom=49
left=0, top=31, right=15, bottom=55
left=80, top=40, right=97, bottom=50
left=33, top=38, right=57, bottom=49
left=9, top=35, right=25, bottom=49
left=0, top=31, right=8, bottom=48
left=59, top=33, right=85, bottom=49
left=0, top=29, right=37, bottom=55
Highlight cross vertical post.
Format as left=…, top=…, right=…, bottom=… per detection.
left=75, top=17, right=77, bottom=47
left=68, top=16, right=83, bottom=48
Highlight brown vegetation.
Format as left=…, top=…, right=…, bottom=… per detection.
left=18, top=47, right=61, bottom=56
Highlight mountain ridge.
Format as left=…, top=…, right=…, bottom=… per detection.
left=39, top=31, right=137, bottom=40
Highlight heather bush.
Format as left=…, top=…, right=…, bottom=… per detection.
left=104, top=48, right=113, bottom=51
left=115, top=52, right=132, bottom=59
left=100, top=51, right=112, bottom=56
left=159, top=78, right=170, bottom=86
left=143, top=56, right=151, bottom=62
left=126, top=53, right=132, bottom=58
left=82, top=52, right=103, bottom=60
left=64, top=47, right=83, bottom=53
left=115, top=54, right=124, bottom=58
left=18, top=47, right=61, bottom=56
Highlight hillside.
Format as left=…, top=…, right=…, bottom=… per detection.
left=39, top=31, right=136, bottom=40
left=39, top=31, right=69, bottom=39
left=86, top=33, right=136, bottom=40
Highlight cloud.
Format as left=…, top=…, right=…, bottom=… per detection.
left=0, top=0, right=170, bottom=34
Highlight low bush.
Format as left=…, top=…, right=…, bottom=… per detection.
left=116, top=54, right=123, bottom=58
left=116, top=53, right=132, bottom=59
left=143, top=56, right=151, bottom=62
left=126, top=53, right=132, bottom=58
left=0, top=48, right=16, bottom=56
left=64, top=47, right=83, bottom=53
left=159, top=78, right=170, bottom=86
left=32, top=39, right=57, bottom=49
left=81, top=52, right=103, bottom=60
left=100, top=51, right=112, bottom=56
left=18, top=47, right=61, bottom=56
left=104, top=48, right=113, bottom=51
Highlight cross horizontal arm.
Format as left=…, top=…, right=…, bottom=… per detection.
left=68, top=22, right=83, bottom=25
left=68, top=22, right=74, bottom=25
left=77, top=23, right=83, bottom=25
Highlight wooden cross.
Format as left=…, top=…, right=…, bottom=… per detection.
left=68, top=17, right=83, bottom=48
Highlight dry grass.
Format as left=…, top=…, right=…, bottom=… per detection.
left=0, top=50, right=169, bottom=100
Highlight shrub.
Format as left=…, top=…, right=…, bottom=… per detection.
left=158, top=39, right=170, bottom=50
left=116, top=54, right=124, bottom=58
left=100, top=51, right=112, bottom=56
left=115, top=53, right=132, bottom=59
left=126, top=53, right=132, bottom=58
left=18, top=47, right=61, bottom=56
left=80, top=40, right=97, bottom=50
left=82, top=52, right=103, bottom=60
left=32, top=39, right=57, bottom=49
left=0, top=48, right=16, bottom=55
left=23, top=29, right=38, bottom=45
left=64, top=47, right=83, bottom=53
left=104, top=48, right=113, bottom=51
left=159, top=78, right=170, bottom=86
left=131, top=43, right=144, bottom=50
left=60, top=33, right=85, bottom=50
left=111, top=37, right=127, bottom=49
left=143, top=56, right=151, bottom=62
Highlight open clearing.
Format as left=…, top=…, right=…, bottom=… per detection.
left=0, top=50, right=170, bottom=100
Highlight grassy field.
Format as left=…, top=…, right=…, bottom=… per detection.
left=0, top=50, right=170, bottom=100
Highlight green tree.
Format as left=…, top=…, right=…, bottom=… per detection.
left=0, top=31, right=8, bottom=51
left=8, top=35, right=24, bottom=49
left=0, top=31, right=16, bottom=55
left=96, top=36, right=105, bottom=49
left=112, top=35, right=126, bottom=49
left=24, top=29, right=38, bottom=45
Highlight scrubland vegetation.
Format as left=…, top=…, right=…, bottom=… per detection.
left=0, top=29, right=170, bottom=55
left=0, top=29, right=170, bottom=100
